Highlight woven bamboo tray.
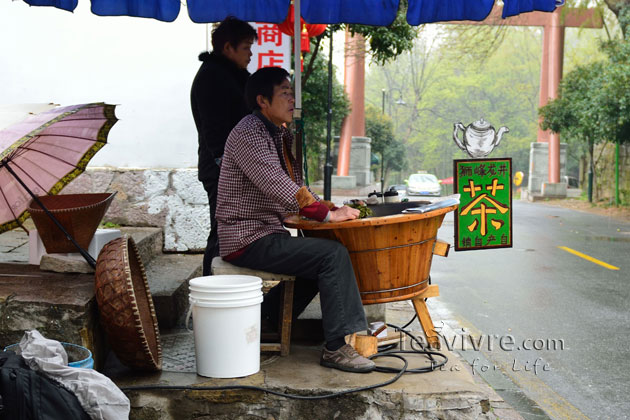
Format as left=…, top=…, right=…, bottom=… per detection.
left=28, top=192, right=116, bottom=253
left=95, top=236, right=162, bottom=371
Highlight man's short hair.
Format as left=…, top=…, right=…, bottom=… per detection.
left=211, top=17, right=257, bottom=52
left=245, top=67, right=291, bottom=111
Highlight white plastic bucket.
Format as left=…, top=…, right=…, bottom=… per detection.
left=187, top=275, right=263, bottom=378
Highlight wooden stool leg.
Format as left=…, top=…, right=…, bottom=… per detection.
left=411, top=296, right=441, bottom=349
left=278, top=281, right=294, bottom=356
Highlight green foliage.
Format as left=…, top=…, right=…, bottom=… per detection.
left=366, top=28, right=544, bottom=180
left=302, top=50, right=349, bottom=181
left=540, top=8, right=630, bottom=150
left=598, top=8, right=630, bottom=144
left=539, top=8, right=630, bottom=202
left=539, top=62, right=605, bottom=144
left=365, top=105, right=408, bottom=184
left=348, top=1, right=418, bottom=65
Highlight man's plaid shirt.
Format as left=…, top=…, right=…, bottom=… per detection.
left=216, top=113, right=324, bottom=256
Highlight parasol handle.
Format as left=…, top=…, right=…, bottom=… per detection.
left=2, top=161, right=97, bottom=269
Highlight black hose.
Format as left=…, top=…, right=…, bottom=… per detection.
left=120, top=314, right=445, bottom=400
left=120, top=354, right=408, bottom=400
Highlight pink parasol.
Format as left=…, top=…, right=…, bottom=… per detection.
left=0, top=103, right=118, bottom=266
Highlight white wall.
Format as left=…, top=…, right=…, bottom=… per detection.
left=0, top=1, right=209, bottom=168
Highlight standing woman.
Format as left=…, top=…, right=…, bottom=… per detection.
left=191, top=17, right=257, bottom=275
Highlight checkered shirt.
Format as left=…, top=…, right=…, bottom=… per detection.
left=216, top=114, right=320, bottom=256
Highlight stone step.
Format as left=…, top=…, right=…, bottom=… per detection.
left=144, top=253, right=203, bottom=329
left=119, top=227, right=163, bottom=264
left=0, top=263, right=106, bottom=368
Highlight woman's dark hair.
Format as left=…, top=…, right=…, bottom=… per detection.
left=245, top=67, right=291, bottom=111
left=211, top=17, right=257, bottom=52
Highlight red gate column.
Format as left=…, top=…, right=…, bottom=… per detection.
left=337, top=30, right=366, bottom=177
left=547, top=9, right=565, bottom=183
left=537, top=20, right=551, bottom=143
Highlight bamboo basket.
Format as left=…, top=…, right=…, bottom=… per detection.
left=28, top=192, right=116, bottom=253
left=95, top=236, right=162, bottom=371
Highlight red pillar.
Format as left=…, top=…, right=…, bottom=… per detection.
left=537, top=20, right=551, bottom=143
left=547, top=9, right=564, bottom=183
left=337, top=30, right=365, bottom=177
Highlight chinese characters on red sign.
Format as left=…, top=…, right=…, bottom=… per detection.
left=247, top=23, right=291, bottom=74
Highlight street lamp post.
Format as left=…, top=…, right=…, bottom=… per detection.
left=380, top=88, right=405, bottom=196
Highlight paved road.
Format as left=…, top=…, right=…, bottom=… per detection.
left=423, top=199, right=630, bottom=420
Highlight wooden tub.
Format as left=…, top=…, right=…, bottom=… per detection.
left=284, top=202, right=457, bottom=305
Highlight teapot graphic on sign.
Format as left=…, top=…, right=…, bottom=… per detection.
left=453, top=118, right=509, bottom=158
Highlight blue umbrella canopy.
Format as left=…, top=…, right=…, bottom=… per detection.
left=23, top=0, right=561, bottom=24
left=19, top=0, right=561, bottom=188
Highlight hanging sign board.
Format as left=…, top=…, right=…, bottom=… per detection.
left=454, top=158, right=512, bottom=251
left=247, top=23, right=291, bottom=74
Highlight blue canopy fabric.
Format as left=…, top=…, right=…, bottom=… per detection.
left=22, top=0, right=560, bottom=24
left=91, top=0, right=179, bottom=21
left=406, top=0, right=494, bottom=25
left=25, top=0, right=77, bottom=12
left=502, top=0, right=560, bottom=18
left=187, top=0, right=289, bottom=24
left=302, top=0, right=398, bottom=26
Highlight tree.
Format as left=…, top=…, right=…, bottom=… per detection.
left=299, top=2, right=419, bottom=182
left=365, top=105, right=408, bottom=187
left=602, top=0, right=630, bottom=36
left=598, top=7, right=630, bottom=144
left=301, top=51, right=349, bottom=182
left=540, top=6, right=630, bottom=203
left=539, top=63, right=606, bottom=202
left=302, top=2, right=418, bottom=87
left=347, top=1, right=418, bottom=65
left=366, top=28, right=542, bottom=180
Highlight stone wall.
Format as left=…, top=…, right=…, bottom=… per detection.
left=63, top=168, right=208, bottom=252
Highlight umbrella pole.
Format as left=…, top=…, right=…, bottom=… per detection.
left=2, top=162, right=97, bottom=269
left=324, top=30, right=333, bottom=201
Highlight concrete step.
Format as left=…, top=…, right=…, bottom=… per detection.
left=106, top=339, right=521, bottom=420
left=144, top=253, right=203, bottom=329
left=119, top=227, right=163, bottom=264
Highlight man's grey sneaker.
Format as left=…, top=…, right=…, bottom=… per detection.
left=320, top=344, right=376, bottom=373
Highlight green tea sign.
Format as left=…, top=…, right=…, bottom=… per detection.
left=454, top=158, right=512, bottom=251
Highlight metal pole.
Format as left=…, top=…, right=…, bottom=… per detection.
left=381, top=89, right=385, bottom=114
left=615, top=143, right=620, bottom=206
left=381, top=89, right=385, bottom=197
left=293, top=0, right=302, bottom=113
left=293, top=0, right=304, bottom=179
left=324, top=31, right=333, bottom=201
left=588, top=145, right=594, bottom=203
left=3, top=161, right=96, bottom=268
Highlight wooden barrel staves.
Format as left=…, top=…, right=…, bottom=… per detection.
left=284, top=203, right=456, bottom=305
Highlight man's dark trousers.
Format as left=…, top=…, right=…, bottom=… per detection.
left=228, top=234, right=367, bottom=343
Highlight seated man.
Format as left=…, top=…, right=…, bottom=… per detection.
left=215, top=67, right=374, bottom=373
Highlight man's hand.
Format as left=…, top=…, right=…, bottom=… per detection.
left=328, top=205, right=360, bottom=222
